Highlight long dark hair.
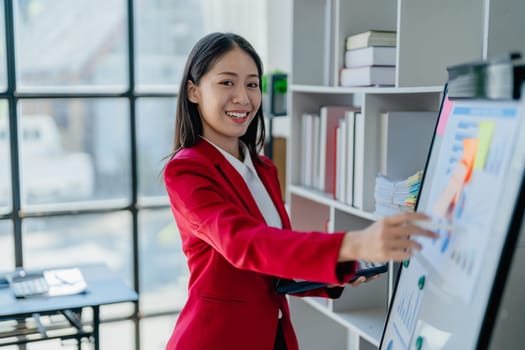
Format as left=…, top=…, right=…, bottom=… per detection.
left=169, top=32, right=266, bottom=162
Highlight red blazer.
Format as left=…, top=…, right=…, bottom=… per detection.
left=164, top=139, right=356, bottom=350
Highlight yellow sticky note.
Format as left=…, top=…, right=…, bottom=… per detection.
left=474, top=121, right=495, bottom=170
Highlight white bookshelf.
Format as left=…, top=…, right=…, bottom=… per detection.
left=286, top=0, right=525, bottom=349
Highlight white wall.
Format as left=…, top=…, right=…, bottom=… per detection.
left=266, top=0, right=292, bottom=73
left=202, top=0, right=268, bottom=65
left=201, top=0, right=292, bottom=75
left=266, top=0, right=291, bottom=138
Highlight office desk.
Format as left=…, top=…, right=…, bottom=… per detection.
left=0, top=264, right=138, bottom=349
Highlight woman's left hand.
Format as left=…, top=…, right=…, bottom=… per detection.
left=347, top=274, right=381, bottom=287
left=327, top=273, right=381, bottom=288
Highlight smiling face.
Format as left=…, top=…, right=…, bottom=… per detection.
left=186, top=46, right=262, bottom=158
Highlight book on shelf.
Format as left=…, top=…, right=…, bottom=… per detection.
left=344, top=111, right=356, bottom=206
left=340, top=66, right=395, bottom=87
left=335, top=118, right=347, bottom=202
left=379, top=111, right=437, bottom=181
left=312, top=115, right=321, bottom=190
left=345, top=30, right=396, bottom=51
left=300, top=113, right=312, bottom=187
left=353, top=112, right=365, bottom=210
left=334, top=110, right=357, bottom=205
left=319, top=105, right=359, bottom=197
left=300, top=113, right=320, bottom=189
left=344, top=46, right=396, bottom=68
left=299, top=113, right=312, bottom=186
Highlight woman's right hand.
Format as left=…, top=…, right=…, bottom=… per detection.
left=337, top=212, right=439, bottom=262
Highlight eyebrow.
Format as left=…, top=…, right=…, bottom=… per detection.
left=217, top=71, right=259, bottom=79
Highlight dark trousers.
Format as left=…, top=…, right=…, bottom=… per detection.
left=274, top=319, right=287, bottom=350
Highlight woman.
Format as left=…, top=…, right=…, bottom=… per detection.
left=164, top=32, right=435, bottom=350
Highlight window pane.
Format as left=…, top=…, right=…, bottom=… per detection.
left=134, top=0, right=205, bottom=87
left=19, top=99, right=130, bottom=207
left=139, top=209, right=188, bottom=314
left=100, top=321, right=134, bottom=350
left=0, top=0, right=6, bottom=91
left=23, top=212, right=132, bottom=280
left=0, top=220, right=14, bottom=272
left=14, top=0, right=128, bottom=89
left=136, top=98, right=176, bottom=200
left=141, top=315, right=178, bottom=350
left=0, top=100, right=10, bottom=211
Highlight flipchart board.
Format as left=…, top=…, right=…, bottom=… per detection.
left=380, top=85, right=525, bottom=350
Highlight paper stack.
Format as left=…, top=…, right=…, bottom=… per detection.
left=43, top=268, right=87, bottom=297
left=374, top=171, right=423, bottom=217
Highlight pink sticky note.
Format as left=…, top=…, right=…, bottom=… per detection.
left=436, top=97, right=453, bottom=135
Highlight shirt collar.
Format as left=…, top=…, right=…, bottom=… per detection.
left=200, top=137, right=257, bottom=176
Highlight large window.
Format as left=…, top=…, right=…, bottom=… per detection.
left=1, top=0, right=205, bottom=349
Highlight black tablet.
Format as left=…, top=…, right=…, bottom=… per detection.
left=275, top=261, right=388, bottom=294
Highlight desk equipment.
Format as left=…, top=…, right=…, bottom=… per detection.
left=380, top=72, right=525, bottom=349
left=0, top=264, right=137, bottom=350
left=7, top=267, right=88, bottom=299
left=8, top=270, right=49, bottom=298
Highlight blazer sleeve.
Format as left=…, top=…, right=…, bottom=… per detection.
left=164, top=155, right=356, bottom=285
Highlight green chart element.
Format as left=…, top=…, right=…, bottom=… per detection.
left=415, top=335, right=424, bottom=350
left=418, top=275, right=426, bottom=290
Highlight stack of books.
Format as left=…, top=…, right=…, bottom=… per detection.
left=374, top=170, right=423, bottom=217
left=340, top=30, right=397, bottom=87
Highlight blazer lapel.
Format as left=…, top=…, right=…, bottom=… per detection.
left=195, top=140, right=266, bottom=223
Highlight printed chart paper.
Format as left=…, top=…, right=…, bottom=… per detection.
left=417, top=103, right=519, bottom=302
